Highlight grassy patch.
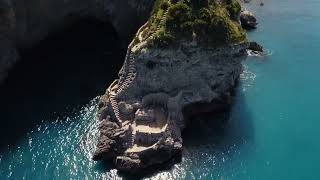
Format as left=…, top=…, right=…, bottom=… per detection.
left=147, top=0, right=246, bottom=47
left=226, top=0, right=242, bottom=21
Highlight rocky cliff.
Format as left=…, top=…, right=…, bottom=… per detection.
left=0, top=0, right=154, bottom=83
left=93, top=0, right=248, bottom=173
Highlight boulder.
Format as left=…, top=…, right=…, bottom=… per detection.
left=92, top=118, right=128, bottom=161
left=240, top=10, right=258, bottom=29
left=119, top=102, right=134, bottom=115
left=248, top=41, right=263, bottom=52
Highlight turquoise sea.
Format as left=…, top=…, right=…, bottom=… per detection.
left=1, top=0, right=320, bottom=179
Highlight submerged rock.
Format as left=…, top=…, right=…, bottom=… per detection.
left=94, top=0, right=249, bottom=173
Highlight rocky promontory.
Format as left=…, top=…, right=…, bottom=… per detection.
left=93, top=0, right=248, bottom=173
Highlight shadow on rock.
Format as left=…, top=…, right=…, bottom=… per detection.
left=117, top=157, right=182, bottom=180
left=94, top=157, right=181, bottom=180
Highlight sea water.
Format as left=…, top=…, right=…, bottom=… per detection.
left=1, top=0, right=320, bottom=179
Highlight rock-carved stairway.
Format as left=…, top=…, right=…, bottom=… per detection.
left=108, top=4, right=170, bottom=125
left=128, top=130, right=136, bottom=147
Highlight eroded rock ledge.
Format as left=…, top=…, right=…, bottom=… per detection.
left=93, top=0, right=249, bottom=173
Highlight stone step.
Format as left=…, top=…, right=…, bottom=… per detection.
left=131, top=134, right=135, bottom=146
left=108, top=39, right=139, bottom=124
left=127, top=132, right=135, bottom=147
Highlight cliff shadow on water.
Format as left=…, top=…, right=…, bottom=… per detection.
left=0, top=18, right=125, bottom=150
left=182, top=85, right=255, bottom=167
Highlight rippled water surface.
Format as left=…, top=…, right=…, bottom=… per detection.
left=2, top=0, right=320, bottom=179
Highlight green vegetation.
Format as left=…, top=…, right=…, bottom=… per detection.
left=153, top=27, right=175, bottom=47
left=226, top=0, right=242, bottom=21
left=148, top=0, right=246, bottom=47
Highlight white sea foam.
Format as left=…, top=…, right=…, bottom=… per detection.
left=247, top=48, right=274, bottom=57
left=240, top=65, right=257, bottom=92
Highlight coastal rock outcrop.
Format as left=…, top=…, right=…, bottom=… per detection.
left=0, top=0, right=154, bottom=84
left=240, top=10, right=258, bottom=29
left=94, top=0, right=248, bottom=173
left=248, top=41, right=263, bottom=52
left=247, top=41, right=265, bottom=56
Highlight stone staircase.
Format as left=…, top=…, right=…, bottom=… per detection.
left=108, top=5, right=170, bottom=125
left=117, top=54, right=136, bottom=95
left=108, top=29, right=140, bottom=123
left=109, top=92, right=121, bottom=122
left=128, top=131, right=136, bottom=147
left=146, top=7, right=170, bottom=42
left=138, top=5, right=170, bottom=44
left=157, top=8, right=169, bottom=32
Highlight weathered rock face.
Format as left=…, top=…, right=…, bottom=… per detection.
left=240, top=10, right=258, bottom=29
left=94, top=27, right=248, bottom=173
left=93, top=0, right=249, bottom=173
left=248, top=41, right=263, bottom=52
left=247, top=41, right=265, bottom=57
left=127, top=43, right=247, bottom=107
left=0, top=0, right=154, bottom=84
left=0, top=1, right=18, bottom=83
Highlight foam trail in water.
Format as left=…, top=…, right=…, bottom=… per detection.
left=240, top=65, right=256, bottom=92
left=0, top=96, right=119, bottom=179
left=247, top=48, right=274, bottom=57
left=0, top=80, right=254, bottom=179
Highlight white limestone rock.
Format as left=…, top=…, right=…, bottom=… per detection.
left=94, top=32, right=248, bottom=173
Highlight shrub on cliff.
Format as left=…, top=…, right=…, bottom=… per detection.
left=153, top=27, right=175, bottom=47
left=149, top=0, right=246, bottom=47
left=193, top=3, right=245, bottom=45
left=153, top=0, right=170, bottom=14
left=166, top=2, right=193, bottom=34
left=226, top=0, right=242, bottom=21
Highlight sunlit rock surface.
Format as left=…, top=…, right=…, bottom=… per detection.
left=94, top=0, right=249, bottom=173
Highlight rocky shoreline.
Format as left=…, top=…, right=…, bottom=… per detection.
left=240, top=9, right=258, bottom=29
left=92, top=0, right=250, bottom=172
left=0, top=0, right=261, bottom=175
left=93, top=39, right=248, bottom=173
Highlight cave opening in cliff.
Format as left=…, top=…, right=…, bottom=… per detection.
left=0, top=18, right=125, bottom=148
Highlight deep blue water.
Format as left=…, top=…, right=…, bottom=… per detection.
left=1, top=0, right=320, bottom=179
